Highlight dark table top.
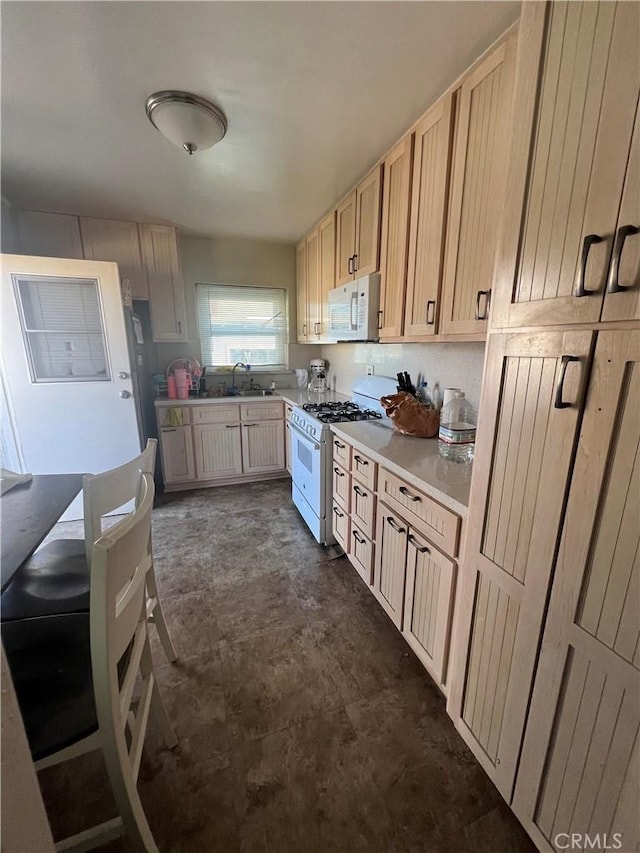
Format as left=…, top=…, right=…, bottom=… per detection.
left=1, top=473, right=84, bottom=592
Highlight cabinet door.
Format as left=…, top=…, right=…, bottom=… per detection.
left=492, top=2, right=640, bottom=329
left=404, top=95, right=454, bottom=338
left=80, top=217, right=147, bottom=300
left=241, top=420, right=285, bottom=474
left=138, top=224, right=187, bottom=342
left=159, top=425, right=195, bottom=484
left=306, top=228, right=321, bottom=340
left=193, top=423, right=242, bottom=479
left=332, top=463, right=350, bottom=511
left=373, top=506, right=409, bottom=629
left=296, top=238, right=308, bottom=342
left=11, top=210, right=83, bottom=259
left=351, top=480, right=376, bottom=541
left=601, top=104, right=640, bottom=323
left=318, top=211, right=336, bottom=338
left=354, top=166, right=382, bottom=278
left=440, top=35, right=516, bottom=336
left=447, top=330, right=593, bottom=800
left=513, top=331, right=640, bottom=851
left=335, top=191, right=357, bottom=285
left=403, top=527, right=456, bottom=687
left=378, top=136, right=414, bottom=339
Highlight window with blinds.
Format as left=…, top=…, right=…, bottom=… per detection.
left=13, top=275, right=110, bottom=382
left=196, top=284, right=288, bottom=368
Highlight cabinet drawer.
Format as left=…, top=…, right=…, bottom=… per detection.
left=351, top=449, right=377, bottom=489
left=332, top=463, right=350, bottom=511
left=332, top=436, right=352, bottom=468
left=332, top=502, right=349, bottom=551
left=191, top=404, right=240, bottom=424
left=157, top=406, right=191, bottom=427
left=349, top=523, right=374, bottom=585
left=379, top=469, right=460, bottom=557
left=240, top=401, right=283, bottom=422
left=351, top=480, right=376, bottom=540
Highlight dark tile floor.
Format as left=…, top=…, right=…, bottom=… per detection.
left=39, top=479, right=536, bottom=853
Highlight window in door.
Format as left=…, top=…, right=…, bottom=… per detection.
left=196, top=284, right=288, bottom=368
left=13, top=275, right=110, bottom=382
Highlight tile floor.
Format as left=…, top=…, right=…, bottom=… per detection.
left=38, top=479, right=536, bottom=853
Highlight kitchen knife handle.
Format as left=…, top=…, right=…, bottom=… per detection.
left=554, top=355, right=580, bottom=409
left=575, top=233, right=603, bottom=296
left=607, top=225, right=639, bottom=294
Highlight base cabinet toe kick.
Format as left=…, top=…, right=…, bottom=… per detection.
left=330, top=432, right=464, bottom=695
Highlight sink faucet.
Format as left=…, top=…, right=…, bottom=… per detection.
left=231, top=362, right=248, bottom=391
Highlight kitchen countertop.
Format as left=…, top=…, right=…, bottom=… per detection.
left=329, top=421, right=472, bottom=516
left=155, top=389, right=351, bottom=407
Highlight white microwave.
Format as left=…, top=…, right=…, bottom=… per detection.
left=327, top=274, right=381, bottom=342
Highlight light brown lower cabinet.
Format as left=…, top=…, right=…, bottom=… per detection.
left=512, top=330, right=639, bottom=851
left=374, top=507, right=409, bottom=628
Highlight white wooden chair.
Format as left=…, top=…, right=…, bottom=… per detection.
left=1, top=440, right=177, bottom=664
left=2, top=473, right=177, bottom=852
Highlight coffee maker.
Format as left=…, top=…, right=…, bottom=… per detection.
left=308, top=358, right=329, bottom=393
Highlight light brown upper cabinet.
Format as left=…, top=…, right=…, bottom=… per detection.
left=306, top=228, right=320, bottom=341
left=440, top=33, right=517, bottom=336
left=7, top=210, right=84, bottom=259
left=80, top=217, right=147, bottom=300
left=138, top=223, right=187, bottom=343
left=492, top=1, right=640, bottom=329
left=295, top=238, right=308, bottom=342
left=403, top=95, right=455, bottom=339
left=317, top=211, right=336, bottom=338
left=335, top=165, right=383, bottom=286
left=378, top=135, right=414, bottom=339
left=447, top=329, right=594, bottom=800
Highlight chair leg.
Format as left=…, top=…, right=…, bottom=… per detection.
left=140, top=641, right=178, bottom=751
left=146, top=565, right=178, bottom=663
left=104, top=753, right=160, bottom=853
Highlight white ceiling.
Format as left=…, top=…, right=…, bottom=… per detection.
left=1, top=1, right=520, bottom=243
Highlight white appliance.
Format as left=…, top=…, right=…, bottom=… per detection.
left=327, top=274, right=381, bottom=342
left=290, top=375, right=396, bottom=545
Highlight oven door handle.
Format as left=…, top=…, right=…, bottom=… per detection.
left=288, top=418, right=321, bottom=450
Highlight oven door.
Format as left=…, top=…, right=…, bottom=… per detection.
left=290, top=421, right=324, bottom=514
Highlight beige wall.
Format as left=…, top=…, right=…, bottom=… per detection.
left=156, top=234, right=314, bottom=381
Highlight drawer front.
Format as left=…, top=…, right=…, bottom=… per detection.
left=379, top=469, right=460, bottom=557
left=332, top=501, right=349, bottom=551
left=240, top=401, right=283, bottom=422
left=157, top=406, right=191, bottom=427
left=332, top=463, right=351, bottom=511
left=351, top=480, right=376, bottom=540
left=349, top=523, right=374, bottom=584
left=351, top=449, right=377, bottom=489
left=191, top=404, right=240, bottom=425
left=332, top=436, right=352, bottom=468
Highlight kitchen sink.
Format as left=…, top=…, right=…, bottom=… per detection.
left=224, top=389, right=275, bottom=397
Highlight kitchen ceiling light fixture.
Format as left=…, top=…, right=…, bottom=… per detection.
left=145, top=90, right=227, bottom=155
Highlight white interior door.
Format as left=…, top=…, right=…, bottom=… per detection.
left=1, top=254, right=141, bottom=518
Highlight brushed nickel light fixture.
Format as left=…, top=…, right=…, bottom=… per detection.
left=145, top=91, right=227, bottom=155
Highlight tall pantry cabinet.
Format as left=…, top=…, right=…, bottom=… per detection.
left=447, top=2, right=639, bottom=849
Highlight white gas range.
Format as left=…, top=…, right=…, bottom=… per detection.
left=290, top=376, right=397, bottom=545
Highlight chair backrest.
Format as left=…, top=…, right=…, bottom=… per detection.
left=89, top=472, right=155, bottom=779
left=82, top=439, right=158, bottom=564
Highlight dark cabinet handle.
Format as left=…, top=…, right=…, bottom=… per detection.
left=348, top=256, right=354, bottom=275
left=333, top=467, right=345, bottom=477
left=353, top=253, right=358, bottom=273
left=408, top=534, right=430, bottom=554
left=302, top=324, right=307, bottom=337
left=353, top=530, right=364, bottom=544
left=475, top=290, right=491, bottom=321
left=353, top=484, right=366, bottom=497
left=334, top=441, right=345, bottom=449
left=354, top=455, right=368, bottom=466
left=426, top=300, right=436, bottom=325
left=554, top=355, right=580, bottom=409
left=575, top=234, right=603, bottom=297
left=607, top=225, right=639, bottom=294
left=399, top=486, right=420, bottom=502
left=226, top=424, right=240, bottom=428
left=386, top=516, right=406, bottom=534
left=377, top=309, right=383, bottom=330
left=333, top=507, right=344, bottom=518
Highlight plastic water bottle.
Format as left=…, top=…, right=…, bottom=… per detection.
left=438, top=391, right=477, bottom=462
left=417, top=381, right=432, bottom=406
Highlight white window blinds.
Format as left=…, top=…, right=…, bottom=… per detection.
left=196, top=284, right=288, bottom=369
